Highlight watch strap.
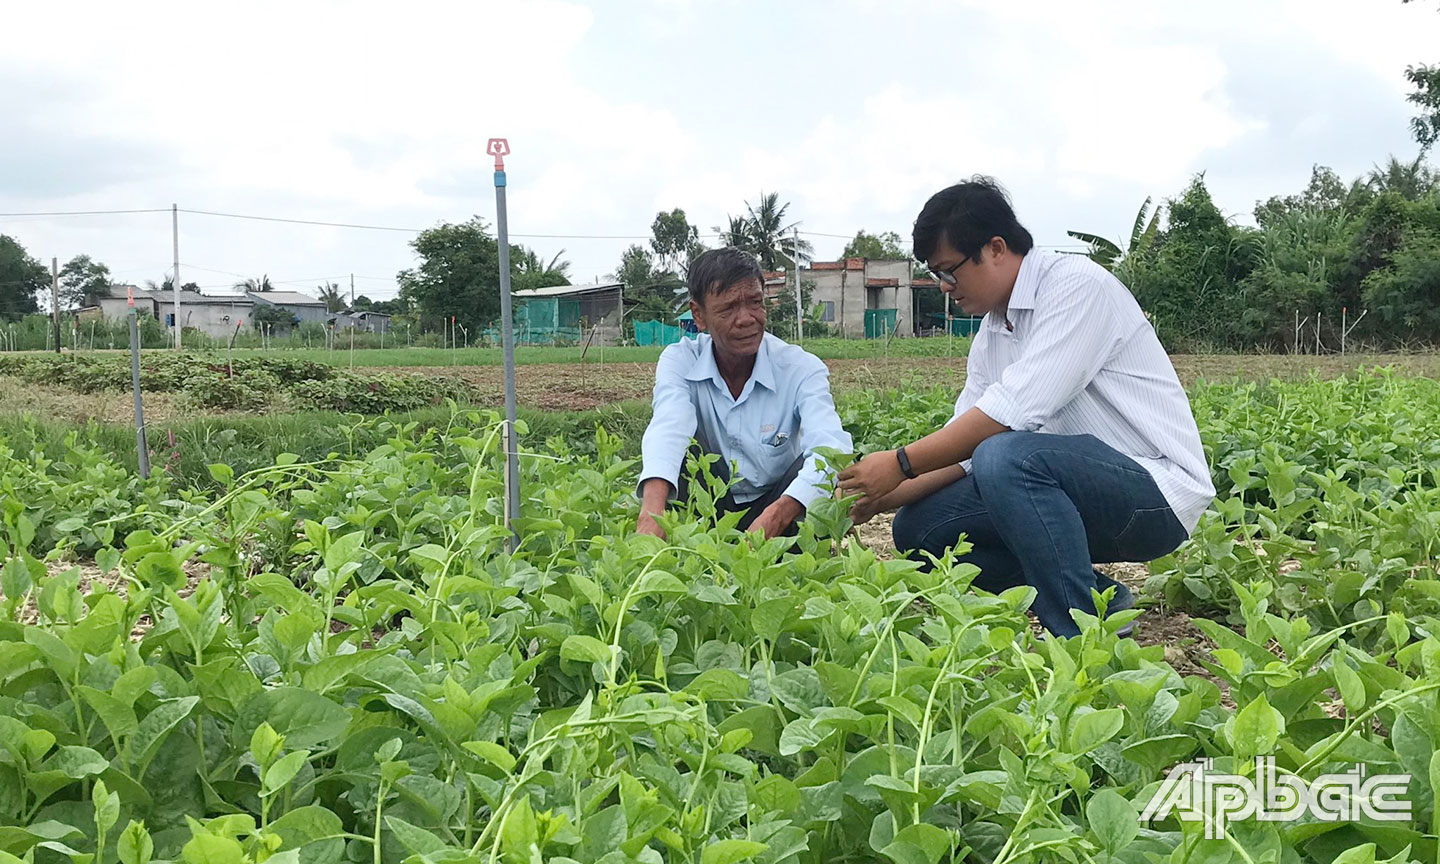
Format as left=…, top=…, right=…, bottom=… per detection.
left=896, top=446, right=917, bottom=480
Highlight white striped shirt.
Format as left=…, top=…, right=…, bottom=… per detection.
left=950, top=250, right=1214, bottom=534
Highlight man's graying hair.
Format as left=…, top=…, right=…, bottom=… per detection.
left=687, top=247, right=764, bottom=305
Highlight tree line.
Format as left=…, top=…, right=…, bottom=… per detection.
left=1071, top=157, right=1439, bottom=351
left=5, top=158, right=1435, bottom=351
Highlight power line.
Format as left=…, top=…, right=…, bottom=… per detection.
left=181, top=209, right=711, bottom=241
left=183, top=263, right=251, bottom=278
left=0, top=204, right=1096, bottom=252
left=1, top=205, right=856, bottom=243
left=180, top=208, right=426, bottom=233
left=0, top=208, right=170, bottom=217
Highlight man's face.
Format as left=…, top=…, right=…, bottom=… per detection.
left=692, top=276, right=766, bottom=358
left=928, top=236, right=1011, bottom=317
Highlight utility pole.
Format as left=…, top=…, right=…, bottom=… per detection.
left=172, top=204, right=182, bottom=350
left=945, top=290, right=952, bottom=356
left=794, top=227, right=803, bottom=343
left=51, top=258, right=61, bottom=354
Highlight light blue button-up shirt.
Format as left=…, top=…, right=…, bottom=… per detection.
left=638, top=332, right=852, bottom=508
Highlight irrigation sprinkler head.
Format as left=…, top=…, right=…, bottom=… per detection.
left=487, top=138, right=510, bottom=171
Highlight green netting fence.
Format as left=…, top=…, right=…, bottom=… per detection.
left=513, top=297, right=583, bottom=344
left=634, top=320, right=697, bottom=346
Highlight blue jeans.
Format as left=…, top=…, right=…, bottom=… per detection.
left=892, top=431, right=1187, bottom=637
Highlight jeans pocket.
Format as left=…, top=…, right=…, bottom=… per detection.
left=1114, top=506, right=1184, bottom=561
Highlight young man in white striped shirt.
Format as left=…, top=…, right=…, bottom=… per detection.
left=838, top=178, right=1214, bottom=638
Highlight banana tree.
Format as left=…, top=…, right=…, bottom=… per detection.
left=1067, top=197, right=1160, bottom=271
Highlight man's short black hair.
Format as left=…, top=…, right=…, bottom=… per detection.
left=687, top=247, right=764, bottom=305
left=912, top=176, right=1035, bottom=263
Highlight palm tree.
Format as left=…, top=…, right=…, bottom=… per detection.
left=530, top=249, right=572, bottom=283
left=1366, top=154, right=1438, bottom=200
left=236, top=275, right=275, bottom=293
left=715, top=215, right=753, bottom=250
left=512, top=247, right=572, bottom=292
left=743, top=192, right=813, bottom=270
left=145, top=276, right=200, bottom=293
left=715, top=193, right=814, bottom=270
left=316, top=281, right=346, bottom=312
left=1067, top=197, right=1161, bottom=271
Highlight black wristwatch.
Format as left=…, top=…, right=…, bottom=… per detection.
left=895, top=446, right=917, bottom=479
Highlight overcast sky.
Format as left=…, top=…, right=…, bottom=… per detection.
left=3, top=0, right=1437, bottom=302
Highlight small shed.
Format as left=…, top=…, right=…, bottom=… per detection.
left=678, top=309, right=698, bottom=335
left=512, top=282, right=623, bottom=345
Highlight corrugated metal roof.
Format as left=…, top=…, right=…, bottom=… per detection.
left=167, top=295, right=251, bottom=305
left=513, top=282, right=622, bottom=298
left=105, top=286, right=252, bottom=305
left=248, top=291, right=326, bottom=306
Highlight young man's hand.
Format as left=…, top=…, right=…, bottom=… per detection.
left=837, top=449, right=906, bottom=506
left=748, top=495, right=804, bottom=540
left=849, top=494, right=884, bottom=525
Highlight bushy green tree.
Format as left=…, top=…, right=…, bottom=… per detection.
left=1253, top=166, right=1371, bottom=228
left=0, top=235, right=45, bottom=321
left=1362, top=229, right=1440, bottom=340
left=1409, top=64, right=1440, bottom=153
left=396, top=217, right=561, bottom=334
left=1236, top=207, right=1358, bottom=348
left=841, top=230, right=907, bottom=260
left=57, top=254, right=113, bottom=310
left=650, top=209, right=706, bottom=276
left=252, top=303, right=298, bottom=332
left=768, top=278, right=833, bottom=338
left=1127, top=176, right=1258, bottom=350
left=613, top=244, right=681, bottom=326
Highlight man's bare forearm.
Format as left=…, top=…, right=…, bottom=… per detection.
left=870, top=464, right=968, bottom=513
left=640, top=478, right=673, bottom=512
left=638, top=478, right=673, bottom=532
left=906, top=409, right=1008, bottom=475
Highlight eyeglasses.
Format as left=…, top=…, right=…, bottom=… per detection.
left=933, top=255, right=970, bottom=286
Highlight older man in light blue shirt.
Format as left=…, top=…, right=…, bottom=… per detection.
left=637, top=247, right=852, bottom=539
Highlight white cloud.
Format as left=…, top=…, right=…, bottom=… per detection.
left=1, top=0, right=1438, bottom=296
left=1052, top=44, right=1261, bottom=185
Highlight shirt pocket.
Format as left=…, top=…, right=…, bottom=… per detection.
left=757, top=420, right=798, bottom=465
left=758, top=415, right=796, bottom=448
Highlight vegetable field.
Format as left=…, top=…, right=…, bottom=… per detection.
left=3, top=368, right=1440, bottom=864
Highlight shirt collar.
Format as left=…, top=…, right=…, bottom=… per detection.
left=684, top=335, right=718, bottom=383
left=983, top=251, right=1046, bottom=332
left=1007, top=250, right=1045, bottom=312
left=684, top=333, right=775, bottom=394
